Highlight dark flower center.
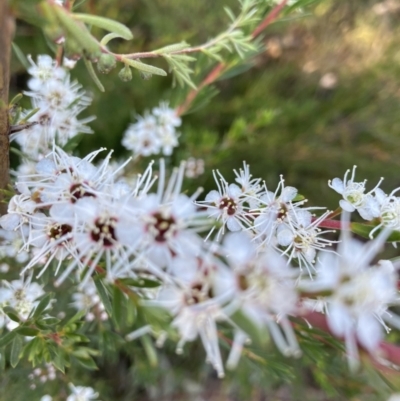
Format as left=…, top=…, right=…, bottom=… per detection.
left=91, top=216, right=118, bottom=247
left=219, top=197, right=237, bottom=216
left=69, top=182, right=96, bottom=203
left=148, top=212, right=176, bottom=242
left=48, top=223, right=72, bottom=242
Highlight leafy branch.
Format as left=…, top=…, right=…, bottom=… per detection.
left=13, top=0, right=285, bottom=91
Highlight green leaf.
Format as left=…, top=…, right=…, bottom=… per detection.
left=9, top=93, right=23, bottom=106
left=20, top=107, right=40, bottom=123
left=153, top=41, right=190, bottom=54
left=83, top=58, right=105, bottom=92
left=122, top=57, right=167, bottom=77
left=94, top=278, right=112, bottom=316
left=15, top=327, right=39, bottom=337
left=0, top=349, right=5, bottom=370
left=52, top=5, right=100, bottom=57
left=37, top=316, right=61, bottom=326
left=119, top=277, right=161, bottom=288
left=73, top=14, right=133, bottom=40
left=64, top=310, right=86, bottom=327
left=350, top=222, right=400, bottom=242
left=141, top=335, right=158, bottom=367
left=10, top=335, right=23, bottom=367
left=12, top=42, right=30, bottom=70
left=230, top=309, right=267, bottom=347
left=52, top=351, right=66, bottom=373
left=112, top=286, right=124, bottom=328
left=74, top=355, right=98, bottom=370
left=100, top=32, right=127, bottom=46
left=0, top=330, right=17, bottom=348
left=3, top=307, right=20, bottom=323
left=62, top=133, right=86, bottom=153
left=31, top=293, right=53, bottom=319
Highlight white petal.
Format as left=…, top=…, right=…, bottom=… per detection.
left=356, top=314, right=382, bottom=352
left=339, top=199, right=356, bottom=212
left=330, top=178, right=344, bottom=194
left=227, top=217, right=241, bottom=232
left=281, top=186, right=297, bottom=202
left=276, top=228, right=293, bottom=246
left=327, top=303, right=352, bottom=337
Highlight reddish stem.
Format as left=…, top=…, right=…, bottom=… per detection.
left=252, top=0, right=288, bottom=38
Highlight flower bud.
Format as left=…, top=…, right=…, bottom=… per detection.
left=118, top=65, right=132, bottom=82
left=97, top=54, right=117, bottom=74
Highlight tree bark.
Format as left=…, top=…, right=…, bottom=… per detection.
left=0, top=0, right=14, bottom=214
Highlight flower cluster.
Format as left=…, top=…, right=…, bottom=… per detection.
left=0, top=276, right=44, bottom=330
left=329, top=165, right=400, bottom=238
left=122, top=102, right=181, bottom=157
left=200, top=164, right=335, bottom=274
left=2, top=150, right=400, bottom=378
left=11, top=55, right=93, bottom=158
left=40, top=384, right=100, bottom=401
left=2, top=55, right=400, bottom=397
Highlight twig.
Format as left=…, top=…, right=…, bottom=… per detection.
left=176, top=0, right=289, bottom=116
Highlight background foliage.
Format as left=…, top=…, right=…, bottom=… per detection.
left=5, top=0, right=400, bottom=399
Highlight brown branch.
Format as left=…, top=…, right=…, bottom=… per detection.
left=0, top=0, right=14, bottom=215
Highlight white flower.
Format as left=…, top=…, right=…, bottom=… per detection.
left=152, top=102, right=181, bottom=128
left=233, top=162, right=262, bottom=208
left=220, top=233, right=301, bottom=357
left=122, top=102, right=181, bottom=157
left=329, top=166, right=382, bottom=220
left=67, top=384, right=99, bottom=401
left=0, top=276, right=44, bottom=329
left=301, top=218, right=398, bottom=370
left=114, top=161, right=208, bottom=276
left=276, top=209, right=337, bottom=275
left=149, top=270, right=229, bottom=378
left=200, top=170, right=252, bottom=240
left=252, top=176, right=308, bottom=247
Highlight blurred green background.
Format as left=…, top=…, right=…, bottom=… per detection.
left=7, top=0, right=400, bottom=399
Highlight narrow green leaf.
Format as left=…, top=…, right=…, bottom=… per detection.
left=230, top=309, right=267, bottom=347
left=37, top=316, right=61, bottom=326
left=100, top=32, right=125, bottom=46
left=94, top=279, right=112, bottom=316
left=0, top=349, right=5, bottom=370
left=351, top=222, right=400, bottom=242
left=9, top=93, right=23, bottom=106
left=3, top=307, right=20, bottom=323
left=141, top=335, right=158, bottom=367
left=72, top=0, right=89, bottom=10
left=0, top=330, right=17, bottom=348
left=119, top=277, right=161, bottom=288
left=73, top=14, right=133, bottom=40
left=10, top=335, right=23, bottom=367
left=74, top=355, right=98, bottom=370
left=122, top=57, right=167, bottom=77
left=52, top=352, right=66, bottom=373
left=12, top=43, right=30, bottom=70
left=64, top=310, right=86, bottom=327
left=83, top=58, right=105, bottom=92
left=153, top=41, right=190, bottom=54
left=31, top=293, right=53, bottom=319
left=20, top=107, right=40, bottom=123
left=53, top=5, right=100, bottom=56
left=62, top=133, right=86, bottom=153
left=16, top=327, right=39, bottom=337
left=112, top=286, right=124, bottom=328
